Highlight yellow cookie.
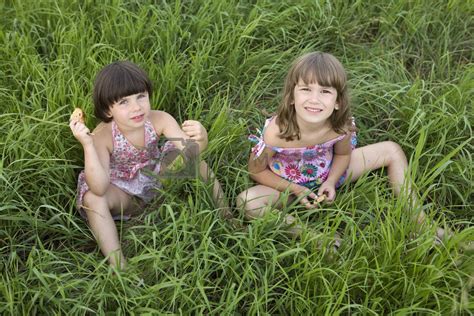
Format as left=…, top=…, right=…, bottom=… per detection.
left=70, top=108, right=85, bottom=123
left=315, top=194, right=326, bottom=204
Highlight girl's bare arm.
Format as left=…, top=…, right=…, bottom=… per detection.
left=151, top=111, right=207, bottom=153
left=324, top=134, right=352, bottom=186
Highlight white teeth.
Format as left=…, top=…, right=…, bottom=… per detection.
left=305, top=107, right=321, bottom=113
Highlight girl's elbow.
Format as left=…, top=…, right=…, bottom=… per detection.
left=86, top=178, right=110, bottom=196
left=249, top=173, right=258, bottom=182
left=249, top=169, right=265, bottom=181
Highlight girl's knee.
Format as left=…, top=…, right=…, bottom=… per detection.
left=383, top=141, right=406, bottom=162
left=236, top=190, right=249, bottom=209
left=83, top=191, right=107, bottom=209
left=237, top=190, right=263, bottom=219
left=236, top=188, right=273, bottom=218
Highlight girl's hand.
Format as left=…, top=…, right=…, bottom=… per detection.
left=290, top=183, right=318, bottom=209
left=69, top=120, right=93, bottom=146
left=318, top=181, right=336, bottom=203
left=181, top=120, right=207, bottom=142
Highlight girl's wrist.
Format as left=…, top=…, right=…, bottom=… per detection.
left=323, top=178, right=337, bottom=187
left=82, top=141, right=95, bottom=151
left=289, top=182, right=303, bottom=194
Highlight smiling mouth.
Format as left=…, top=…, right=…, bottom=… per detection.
left=304, top=107, right=322, bottom=113
left=131, top=114, right=144, bottom=120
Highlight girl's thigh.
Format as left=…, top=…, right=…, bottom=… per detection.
left=241, top=185, right=293, bottom=209
left=105, top=184, right=142, bottom=217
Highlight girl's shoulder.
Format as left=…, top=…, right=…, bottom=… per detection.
left=262, top=116, right=286, bottom=148
left=148, top=110, right=169, bottom=121
left=148, top=110, right=175, bottom=134
left=93, top=121, right=111, bottom=133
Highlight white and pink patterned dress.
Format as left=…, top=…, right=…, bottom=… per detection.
left=76, top=120, right=173, bottom=217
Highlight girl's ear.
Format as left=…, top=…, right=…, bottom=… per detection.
left=335, top=103, right=339, bottom=110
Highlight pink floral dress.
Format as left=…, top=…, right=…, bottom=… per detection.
left=249, top=117, right=357, bottom=190
left=76, top=120, right=174, bottom=217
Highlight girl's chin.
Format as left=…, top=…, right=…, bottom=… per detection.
left=297, top=113, right=326, bottom=122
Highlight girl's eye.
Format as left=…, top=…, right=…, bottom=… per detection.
left=119, top=99, right=128, bottom=105
left=301, top=87, right=310, bottom=91
left=322, top=89, right=332, bottom=94
left=138, top=93, right=146, bottom=99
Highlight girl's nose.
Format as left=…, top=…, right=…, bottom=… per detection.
left=309, top=91, right=320, bottom=103
left=131, top=99, right=141, bottom=111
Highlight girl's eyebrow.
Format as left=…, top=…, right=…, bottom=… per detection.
left=117, top=96, right=129, bottom=103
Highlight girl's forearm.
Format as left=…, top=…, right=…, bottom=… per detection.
left=250, top=169, right=296, bottom=193
left=83, top=145, right=110, bottom=195
left=326, top=154, right=351, bottom=185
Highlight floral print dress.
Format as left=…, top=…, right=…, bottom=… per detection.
left=249, top=117, right=357, bottom=190
left=76, top=120, right=173, bottom=217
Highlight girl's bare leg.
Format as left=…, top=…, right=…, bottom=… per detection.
left=236, top=185, right=285, bottom=218
left=346, top=141, right=409, bottom=195
left=199, top=161, right=234, bottom=219
left=82, top=184, right=135, bottom=269
left=236, top=185, right=300, bottom=235
left=346, top=141, right=447, bottom=239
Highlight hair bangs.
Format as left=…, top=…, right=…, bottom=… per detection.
left=106, top=70, right=150, bottom=105
left=296, top=57, right=343, bottom=90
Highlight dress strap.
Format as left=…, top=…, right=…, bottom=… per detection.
left=248, top=117, right=281, bottom=159
left=143, top=120, right=156, bottom=145
left=111, top=121, right=120, bottom=148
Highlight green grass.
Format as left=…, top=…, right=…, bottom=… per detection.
left=1, top=0, right=473, bottom=314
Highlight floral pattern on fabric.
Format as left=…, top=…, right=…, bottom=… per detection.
left=301, top=163, right=318, bottom=178
left=284, top=163, right=301, bottom=181
left=249, top=117, right=357, bottom=189
left=272, top=161, right=284, bottom=175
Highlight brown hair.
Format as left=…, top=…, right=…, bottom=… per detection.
left=93, top=61, right=152, bottom=122
left=276, top=52, right=351, bottom=141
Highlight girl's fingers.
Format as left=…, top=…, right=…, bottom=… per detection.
left=182, top=120, right=198, bottom=128
left=308, top=192, right=318, bottom=201
left=182, top=126, right=198, bottom=135
left=300, top=198, right=309, bottom=208
left=299, top=196, right=315, bottom=209
left=325, top=192, right=335, bottom=203
left=70, top=122, right=91, bottom=137
left=182, top=121, right=205, bottom=137
left=69, top=120, right=78, bottom=129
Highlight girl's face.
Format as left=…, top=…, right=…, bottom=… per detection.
left=109, top=91, right=151, bottom=130
left=292, top=79, right=338, bottom=126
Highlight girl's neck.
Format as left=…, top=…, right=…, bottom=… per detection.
left=296, top=116, right=333, bottom=136
left=114, top=120, right=145, bottom=134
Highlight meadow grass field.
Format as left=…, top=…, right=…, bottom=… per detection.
left=1, top=0, right=473, bottom=314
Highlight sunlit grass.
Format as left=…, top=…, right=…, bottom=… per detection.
left=0, top=0, right=472, bottom=314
